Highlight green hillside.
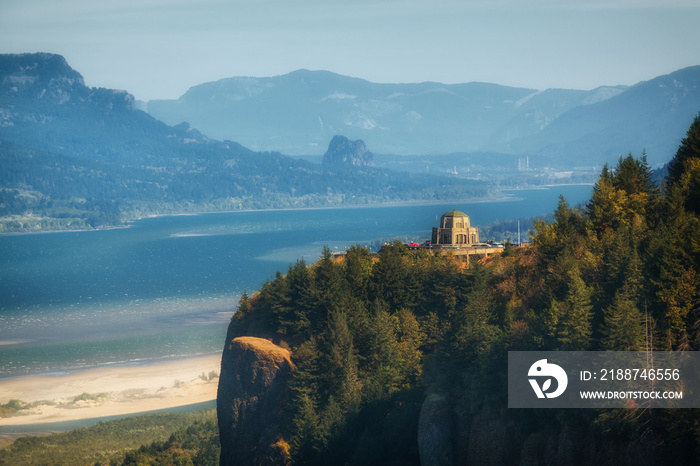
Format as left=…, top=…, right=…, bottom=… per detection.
left=218, top=115, right=700, bottom=464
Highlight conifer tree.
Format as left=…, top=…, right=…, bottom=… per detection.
left=365, top=307, right=402, bottom=400
left=344, top=245, right=373, bottom=302
left=554, top=195, right=575, bottom=241
left=558, top=269, right=593, bottom=350
left=286, top=259, right=317, bottom=338
left=315, top=245, right=344, bottom=306
left=395, top=308, right=425, bottom=384
left=342, top=297, right=372, bottom=366
left=647, top=182, right=700, bottom=347
left=678, top=158, right=700, bottom=216
left=601, top=285, right=645, bottom=351
left=263, top=270, right=292, bottom=334
left=603, top=223, right=642, bottom=299
left=451, top=266, right=498, bottom=356
left=290, top=393, right=321, bottom=460
left=588, top=165, right=624, bottom=234
left=371, top=241, right=411, bottom=312
left=613, top=153, right=658, bottom=200
left=321, top=311, right=362, bottom=411
left=667, top=113, right=700, bottom=190
left=290, top=339, right=321, bottom=400
left=235, top=290, right=251, bottom=319
left=537, top=268, right=592, bottom=350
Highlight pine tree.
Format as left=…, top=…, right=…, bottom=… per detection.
left=395, top=308, right=425, bottom=384
left=342, top=297, right=372, bottom=367
left=290, top=393, right=321, bottom=461
left=601, top=285, right=645, bottom=350
left=667, top=113, right=700, bottom=190
left=668, top=151, right=700, bottom=217
left=537, top=269, right=592, bottom=350
left=286, top=259, right=317, bottom=338
left=613, top=153, right=658, bottom=200
left=290, top=338, right=320, bottom=400
left=588, top=165, right=624, bottom=234
left=315, top=245, right=344, bottom=305
left=647, top=185, right=700, bottom=347
left=365, top=306, right=402, bottom=401
left=603, top=224, right=639, bottom=298
left=370, top=241, right=410, bottom=312
left=263, top=270, right=291, bottom=334
left=235, top=290, right=251, bottom=319
left=558, top=269, right=593, bottom=350
left=451, top=266, right=498, bottom=356
left=554, top=195, right=575, bottom=240
left=320, top=311, right=362, bottom=411
left=344, top=245, right=373, bottom=302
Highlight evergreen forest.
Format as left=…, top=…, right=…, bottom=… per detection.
left=2, top=117, right=698, bottom=466
left=223, top=114, right=700, bottom=465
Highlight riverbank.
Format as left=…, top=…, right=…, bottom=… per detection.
left=0, top=191, right=518, bottom=236
left=0, top=354, right=221, bottom=431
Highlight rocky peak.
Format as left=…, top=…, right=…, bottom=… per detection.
left=0, top=53, right=86, bottom=103
left=322, top=135, right=375, bottom=168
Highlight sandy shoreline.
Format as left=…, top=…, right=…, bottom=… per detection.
left=0, top=354, right=222, bottom=428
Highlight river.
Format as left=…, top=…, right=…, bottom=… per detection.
left=0, top=185, right=592, bottom=378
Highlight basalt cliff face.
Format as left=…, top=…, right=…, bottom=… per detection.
left=416, top=389, right=667, bottom=466
left=217, top=336, right=295, bottom=466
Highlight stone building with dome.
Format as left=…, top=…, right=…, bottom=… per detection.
left=431, top=210, right=479, bottom=246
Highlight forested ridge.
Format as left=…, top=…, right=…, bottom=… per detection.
left=221, top=115, right=700, bottom=465
left=4, top=116, right=696, bottom=466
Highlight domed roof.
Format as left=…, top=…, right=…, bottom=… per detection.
left=442, top=210, right=468, bottom=218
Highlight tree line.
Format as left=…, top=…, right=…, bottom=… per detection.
left=226, top=114, right=700, bottom=464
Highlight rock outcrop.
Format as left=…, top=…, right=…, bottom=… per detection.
left=417, top=390, right=668, bottom=466
left=217, top=336, right=295, bottom=466
left=417, top=392, right=454, bottom=466
left=322, top=135, right=375, bottom=168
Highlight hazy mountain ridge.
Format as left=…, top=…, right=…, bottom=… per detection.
left=147, top=70, right=604, bottom=156
left=0, top=53, right=224, bottom=164
left=0, top=53, right=489, bottom=231
left=146, top=67, right=699, bottom=165
left=509, top=66, right=700, bottom=164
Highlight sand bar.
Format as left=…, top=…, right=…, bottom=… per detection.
left=0, top=354, right=221, bottom=427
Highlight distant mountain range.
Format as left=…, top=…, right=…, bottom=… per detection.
left=0, top=53, right=489, bottom=231
left=146, top=67, right=700, bottom=166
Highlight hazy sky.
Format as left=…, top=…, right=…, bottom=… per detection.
left=2, top=0, right=699, bottom=101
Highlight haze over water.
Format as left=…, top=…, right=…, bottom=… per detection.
left=0, top=186, right=592, bottom=378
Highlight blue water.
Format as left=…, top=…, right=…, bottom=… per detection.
left=0, top=185, right=592, bottom=378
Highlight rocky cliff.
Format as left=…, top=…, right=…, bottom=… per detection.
left=217, top=336, right=295, bottom=466
left=322, top=135, right=375, bottom=168
left=416, top=389, right=669, bottom=466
